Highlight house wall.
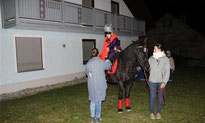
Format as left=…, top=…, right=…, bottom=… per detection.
left=0, top=5, right=138, bottom=94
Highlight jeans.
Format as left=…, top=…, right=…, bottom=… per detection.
left=135, top=69, right=145, bottom=81
left=90, top=101, right=102, bottom=118
left=149, top=82, right=165, bottom=114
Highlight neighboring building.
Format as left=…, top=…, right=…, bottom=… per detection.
left=0, top=0, right=145, bottom=94
left=123, top=0, right=155, bottom=30
left=146, top=13, right=205, bottom=59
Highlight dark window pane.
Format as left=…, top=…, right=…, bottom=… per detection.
left=111, top=1, right=119, bottom=14
left=82, top=0, right=94, bottom=8
left=82, top=39, right=96, bottom=64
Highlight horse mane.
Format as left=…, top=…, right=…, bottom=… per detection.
left=119, top=41, right=140, bottom=60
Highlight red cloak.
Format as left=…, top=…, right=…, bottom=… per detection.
left=99, top=34, right=118, bottom=74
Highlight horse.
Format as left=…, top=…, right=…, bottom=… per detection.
left=106, top=40, right=150, bottom=113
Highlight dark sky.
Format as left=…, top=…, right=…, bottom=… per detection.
left=124, top=0, right=205, bottom=36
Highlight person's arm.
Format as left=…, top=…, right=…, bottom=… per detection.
left=148, top=57, right=152, bottom=67
left=104, top=60, right=112, bottom=70
left=107, top=38, right=118, bottom=49
left=171, top=57, right=175, bottom=70
left=85, top=63, right=90, bottom=76
left=161, top=58, right=170, bottom=87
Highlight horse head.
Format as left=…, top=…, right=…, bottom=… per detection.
left=133, top=41, right=150, bottom=71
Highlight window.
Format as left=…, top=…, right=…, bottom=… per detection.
left=15, top=37, right=44, bottom=72
left=82, top=0, right=94, bottom=8
left=82, top=39, right=96, bottom=64
left=111, top=1, right=119, bottom=14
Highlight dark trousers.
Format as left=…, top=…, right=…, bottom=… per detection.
left=135, top=69, right=145, bottom=81
left=168, top=69, right=173, bottom=83
left=108, top=53, right=117, bottom=64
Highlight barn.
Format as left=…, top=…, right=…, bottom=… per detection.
left=146, top=13, right=205, bottom=60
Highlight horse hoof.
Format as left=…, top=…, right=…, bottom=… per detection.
left=118, top=109, right=123, bottom=113
left=126, top=107, right=131, bottom=112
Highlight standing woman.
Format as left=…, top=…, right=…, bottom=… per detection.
left=85, top=48, right=111, bottom=123
left=148, top=44, right=170, bottom=120
left=166, top=50, right=175, bottom=83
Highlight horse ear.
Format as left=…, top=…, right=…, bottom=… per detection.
left=143, top=37, right=148, bottom=48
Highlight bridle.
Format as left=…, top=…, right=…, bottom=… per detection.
left=135, top=46, right=148, bottom=67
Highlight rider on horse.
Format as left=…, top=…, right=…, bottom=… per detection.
left=99, top=24, right=122, bottom=65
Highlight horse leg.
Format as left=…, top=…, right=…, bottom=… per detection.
left=125, top=81, right=134, bottom=111
left=118, top=81, right=123, bottom=113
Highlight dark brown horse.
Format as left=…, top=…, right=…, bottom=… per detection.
left=106, top=41, right=150, bottom=113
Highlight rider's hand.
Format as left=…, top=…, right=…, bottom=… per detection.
left=114, top=47, right=117, bottom=51
left=107, top=47, right=109, bottom=52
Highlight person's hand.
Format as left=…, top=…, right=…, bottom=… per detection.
left=114, top=47, right=117, bottom=51
left=107, top=47, right=109, bottom=52
left=160, top=83, right=166, bottom=88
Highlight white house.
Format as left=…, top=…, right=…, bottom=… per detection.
left=0, top=0, right=145, bottom=95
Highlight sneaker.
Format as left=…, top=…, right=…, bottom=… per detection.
left=150, top=113, right=155, bottom=119
left=156, top=113, right=162, bottom=119
left=91, top=117, right=95, bottom=123
left=96, top=118, right=102, bottom=123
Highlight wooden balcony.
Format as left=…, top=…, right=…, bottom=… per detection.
left=1, top=0, right=145, bottom=36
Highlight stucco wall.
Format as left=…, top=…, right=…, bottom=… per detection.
left=0, top=1, right=137, bottom=94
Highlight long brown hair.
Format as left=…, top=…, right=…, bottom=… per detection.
left=154, top=43, right=164, bottom=51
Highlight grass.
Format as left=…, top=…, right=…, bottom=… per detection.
left=0, top=67, right=205, bottom=123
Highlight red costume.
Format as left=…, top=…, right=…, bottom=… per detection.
left=99, top=34, right=119, bottom=74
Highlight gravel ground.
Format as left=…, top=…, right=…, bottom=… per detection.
left=0, top=77, right=87, bottom=101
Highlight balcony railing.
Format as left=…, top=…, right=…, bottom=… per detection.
left=2, top=0, right=145, bottom=36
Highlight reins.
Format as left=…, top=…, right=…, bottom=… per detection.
left=144, top=71, right=166, bottom=106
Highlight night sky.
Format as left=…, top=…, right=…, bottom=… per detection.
left=124, top=0, right=205, bottom=36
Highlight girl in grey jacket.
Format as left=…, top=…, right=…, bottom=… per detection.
left=85, top=48, right=111, bottom=123
left=148, top=44, right=170, bottom=120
